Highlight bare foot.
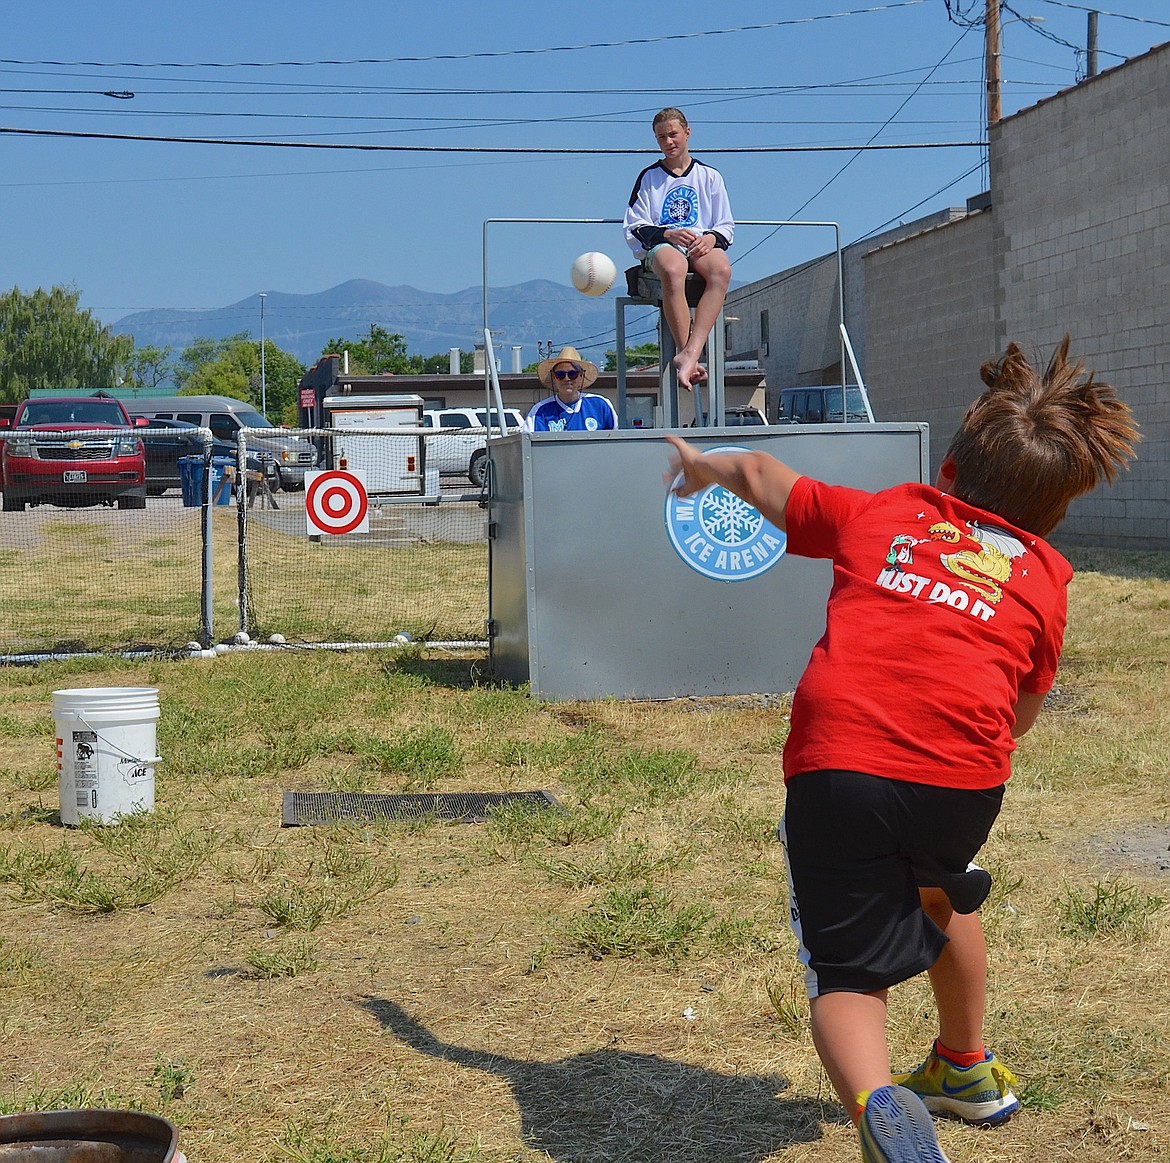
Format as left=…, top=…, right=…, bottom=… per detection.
left=673, top=352, right=702, bottom=391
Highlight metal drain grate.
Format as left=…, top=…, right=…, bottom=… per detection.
left=282, top=790, right=561, bottom=827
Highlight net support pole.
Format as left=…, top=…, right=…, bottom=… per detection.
left=200, top=434, right=214, bottom=648
left=237, top=430, right=249, bottom=636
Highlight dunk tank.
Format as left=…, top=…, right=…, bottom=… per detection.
left=482, top=217, right=928, bottom=700
left=487, top=423, right=928, bottom=700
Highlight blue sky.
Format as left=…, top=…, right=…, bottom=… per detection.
left=2, top=0, right=1167, bottom=346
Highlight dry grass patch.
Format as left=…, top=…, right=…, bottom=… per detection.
left=0, top=549, right=1167, bottom=1162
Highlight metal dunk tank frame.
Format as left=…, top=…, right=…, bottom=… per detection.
left=480, top=217, right=925, bottom=700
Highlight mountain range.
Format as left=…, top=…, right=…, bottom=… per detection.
left=111, top=277, right=650, bottom=369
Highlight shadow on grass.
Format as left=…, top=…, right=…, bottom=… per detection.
left=363, top=997, right=835, bottom=1162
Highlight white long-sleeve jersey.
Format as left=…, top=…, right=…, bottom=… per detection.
left=623, top=158, right=734, bottom=258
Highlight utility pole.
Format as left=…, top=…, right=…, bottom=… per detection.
left=985, top=0, right=1002, bottom=127
left=1087, top=10, right=1099, bottom=78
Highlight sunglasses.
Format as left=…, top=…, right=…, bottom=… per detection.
left=553, top=369, right=581, bottom=380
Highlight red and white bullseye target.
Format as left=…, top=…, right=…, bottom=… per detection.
left=305, top=470, right=370, bottom=535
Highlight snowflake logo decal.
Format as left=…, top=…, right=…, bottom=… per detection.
left=662, top=186, right=698, bottom=227
left=700, top=487, right=762, bottom=545
left=664, top=445, right=787, bottom=581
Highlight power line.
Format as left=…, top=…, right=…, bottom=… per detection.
left=1002, top=3, right=1083, bottom=53
left=0, top=72, right=988, bottom=97
left=0, top=100, right=983, bottom=128
left=0, top=126, right=987, bottom=152
left=732, top=25, right=976, bottom=267
left=0, top=77, right=1047, bottom=99
left=1032, top=0, right=1170, bottom=26
left=0, top=4, right=930, bottom=69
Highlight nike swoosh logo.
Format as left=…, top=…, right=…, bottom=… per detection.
left=941, top=1077, right=988, bottom=1096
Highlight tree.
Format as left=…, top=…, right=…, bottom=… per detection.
left=0, top=285, right=134, bottom=403
left=252, top=340, right=304, bottom=422
left=604, top=342, right=660, bottom=371
left=322, top=330, right=478, bottom=376
left=407, top=350, right=475, bottom=374
left=127, top=345, right=173, bottom=389
left=173, top=333, right=250, bottom=392
left=177, top=333, right=304, bottom=422
left=323, top=324, right=410, bottom=375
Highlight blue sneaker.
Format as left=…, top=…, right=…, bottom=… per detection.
left=858, top=1085, right=951, bottom=1163
left=893, top=1048, right=1019, bottom=1125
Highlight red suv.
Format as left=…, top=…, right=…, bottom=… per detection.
left=1, top=397, right=147, bottom=512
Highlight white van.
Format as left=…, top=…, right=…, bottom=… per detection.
left=128, top=395, right=319, bottom=490
left=423, top=407, right=524, bottom=488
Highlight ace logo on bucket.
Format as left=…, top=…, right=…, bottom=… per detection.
left=665, top=445, right=786, bottom=581
left=306, top=469, right=370, bottom=536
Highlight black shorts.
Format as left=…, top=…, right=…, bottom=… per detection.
left=779, top=769, right=1004, bottom=998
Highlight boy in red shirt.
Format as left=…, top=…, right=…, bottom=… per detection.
left=665, top=337, right=1139, bottom=1163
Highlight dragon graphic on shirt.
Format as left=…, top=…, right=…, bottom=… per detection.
left=881, top=520, right=1026, bottom=605
left=926, top=520, right=1025, bottom=604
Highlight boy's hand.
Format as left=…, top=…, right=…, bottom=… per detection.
left=666, top=227, right=701, bottom=253
left=664, top=434, right=801, bottom=531
left=685, top=234, right=714, bottom=259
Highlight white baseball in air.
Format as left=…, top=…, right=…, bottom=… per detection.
left=570, top=252, right=618, bottom=297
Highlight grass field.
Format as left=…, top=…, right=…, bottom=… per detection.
left=0, top=499, right=489, bottom=654
left=0, top=548, right=1167, bottom=1163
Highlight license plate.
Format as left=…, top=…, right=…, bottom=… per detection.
left=63, top=470, right=88, bottom=483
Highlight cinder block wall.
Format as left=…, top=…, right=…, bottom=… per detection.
left=868, top=43, right=1168, bottom=550
left=865, top=210, right=996, bottom=469
left=727, top=212, right=960, bottom=421
left=988, top=45, right=1169, bottom=550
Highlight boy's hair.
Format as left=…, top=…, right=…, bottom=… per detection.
left=945, top=335, right=1140, bottom=537
left=652, top=107, right=688, bottom=131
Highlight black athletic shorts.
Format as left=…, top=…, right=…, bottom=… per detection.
left=779, top=769, right=1004, bottom=998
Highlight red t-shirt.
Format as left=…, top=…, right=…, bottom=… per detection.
left=782, top=477, right=1071, bottom=790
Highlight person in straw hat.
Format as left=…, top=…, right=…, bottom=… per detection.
left=524, top=345, right=619, bottom=432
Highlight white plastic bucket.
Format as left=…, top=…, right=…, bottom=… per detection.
left=53, top=687, right=162, bottom=826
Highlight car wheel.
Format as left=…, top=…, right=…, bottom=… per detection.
left=2, top=494, right=25, bottom=512
left=117, top=494, right=147, bottom=510
left=469, top=450, right=488, bottom=489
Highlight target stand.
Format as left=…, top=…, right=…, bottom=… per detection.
left=305, top=469, right=370, bottom=538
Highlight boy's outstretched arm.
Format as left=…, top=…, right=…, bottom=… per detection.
left=664, top=434, right=802, bottom=531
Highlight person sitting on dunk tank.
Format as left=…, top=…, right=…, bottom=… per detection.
left=623, top=106, right=734, bottom=392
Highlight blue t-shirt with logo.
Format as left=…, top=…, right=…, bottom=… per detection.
left=525, top=394, right=619, bottom=432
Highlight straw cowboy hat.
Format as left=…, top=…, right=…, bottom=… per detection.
left=536, top=345, right=599, bottom=389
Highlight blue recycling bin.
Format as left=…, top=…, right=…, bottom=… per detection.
left=178, top=455, right=236, bottom=507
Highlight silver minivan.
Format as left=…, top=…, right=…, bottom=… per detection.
left=128, top=395, right=318, bottom=490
